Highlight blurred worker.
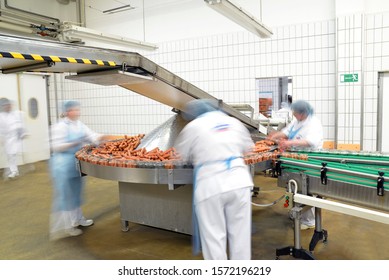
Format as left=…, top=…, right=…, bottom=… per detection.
left=269, top=100, right=323, bottom=230
left=0, top=98, right=28, bottom=180
left=273, top=101, right=293, bottom=127
left=49, top=100, right=107, bottom=240
left=175, top=99, right=254, bottom=260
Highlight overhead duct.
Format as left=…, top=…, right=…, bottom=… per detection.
left=59, top=23, right=158, bottom=50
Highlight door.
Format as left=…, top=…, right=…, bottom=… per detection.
left=18, top=74, right=50, bottom=163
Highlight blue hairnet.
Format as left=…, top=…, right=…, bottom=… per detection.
left=62, top=100, right=80, bottom=113
left=0, top=98, right=11, bottom=112
left=0, top=98, right=10, bottom=106
left=291, top=100, right=314, bottom=116
left=182, top=99, right=217, bottom=121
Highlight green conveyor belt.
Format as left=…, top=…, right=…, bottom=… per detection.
left=280, top=151, right=389, bottom=190
left=281, top=166, right=388, bottom=189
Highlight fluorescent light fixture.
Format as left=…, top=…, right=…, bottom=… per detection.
left=61, top=23, right=158, bottom=51
left=204, top=0, right=272, bottom=38
left=103, top=4, right=135, bottom=14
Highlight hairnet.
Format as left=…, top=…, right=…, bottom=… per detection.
left=62, top=100, right=80, bottom=113
left=291, top=100, right=314, bottom=116
left=0, top=98, right=11, bottom=112
left=0, top=97, right=11, bottom=106
left=182, top=99, right=217, bottom=121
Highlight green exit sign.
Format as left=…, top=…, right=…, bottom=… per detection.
left=340, top=73, right=358, bottom=83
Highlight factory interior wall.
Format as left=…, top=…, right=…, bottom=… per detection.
left=8, top=0, right=388, bottom=150
left=47, top=75, right=174, bottom=136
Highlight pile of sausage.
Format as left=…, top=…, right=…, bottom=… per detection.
left=75, top=135, right=308, bottom=169
left=279, top=152, right=309, bottom=160
left=252, top=139, right=275, bottom=153
left=75, top=134, right=181, bottom=169
left=244, top=139, right=276, bottom=164
left=244, top=140, right=309, bottom=164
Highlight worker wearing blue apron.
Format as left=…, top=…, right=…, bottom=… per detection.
left=49, top=100, right=104, bottom=239
left=269, top=100, right=323, bottom=229
left=175, top=99, right=254, bottom=260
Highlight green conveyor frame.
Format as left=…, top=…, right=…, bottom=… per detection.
left=280, top=157, right=389, bottom=190
left=277, top=150, right=389, bottom=212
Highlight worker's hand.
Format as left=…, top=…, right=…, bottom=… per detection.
left=278, top=139, right=292, bottom=151
left=267, top=131, right=276, bottom=140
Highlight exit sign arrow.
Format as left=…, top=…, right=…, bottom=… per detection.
left=340, top=73, right=359, bottom=83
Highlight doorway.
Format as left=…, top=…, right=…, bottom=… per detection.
left=256, top=76, right=292, bottom=118
left=377, top=72, right=389, bottom=152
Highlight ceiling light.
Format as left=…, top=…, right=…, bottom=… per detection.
left=204, top=0, right=272, bottom=38
left=103, top=4, right=135, bottom=14
left=60, top=23, right=158, bottom=51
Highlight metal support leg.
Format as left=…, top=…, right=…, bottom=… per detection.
left=309, top=206, right=328, bottom=251
left=276, top=206, right=315, bottom=260
left=121, top=219, right=129, bottom=232
left=252, top=186, right=260, bottom=197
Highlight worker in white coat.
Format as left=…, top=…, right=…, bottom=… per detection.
left=0, top=98, right=28, bottom=179
left=269, top=100, right=323, bottom=230
left=49, top=100, right=106, bottom=239
left=175, top=99, right=254, bottom=260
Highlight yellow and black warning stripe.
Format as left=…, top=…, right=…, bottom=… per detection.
left=0, top=51, right=116, bottom=67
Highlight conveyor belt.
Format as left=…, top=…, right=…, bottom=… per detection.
left=276, top=149, right=389, bottom=259
left=277, top=150, right=389, bottom=212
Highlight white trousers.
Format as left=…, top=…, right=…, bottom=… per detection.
left=301, top=207, right=315, bottom=226
left=195, top=187, right=252, bottom=260
left=3, top=153, right=18, bottom=176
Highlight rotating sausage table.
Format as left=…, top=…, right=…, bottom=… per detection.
left=76, top=113, right=276, bottom=234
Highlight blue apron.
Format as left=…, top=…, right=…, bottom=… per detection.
left=289, top=125, right=303, bottom=140
left=192, top=156, right=242, bottom=255
left=50, top=123, right=85, bottom=212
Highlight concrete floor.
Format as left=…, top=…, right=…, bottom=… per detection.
left=1, top=160, right=389, bottom=260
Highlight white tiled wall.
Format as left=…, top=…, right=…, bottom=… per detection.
left=362, top=12, right=389, bottom=151
left=48, top=74, right=174, bottom=135
left=148, top=20, right=337, bottom=142
left=48, top=11, right=389, bottom=151
left=336, top=14, right=363, bottom=148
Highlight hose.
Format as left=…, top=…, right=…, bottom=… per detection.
left=251, top=194, right=285, bottom=207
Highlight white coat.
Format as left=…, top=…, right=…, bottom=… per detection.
left=0, top=110, right=26, bottom=155
left=175, top=110, right=254, bottom=259
left=282, top=115, right=323, bottom=149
